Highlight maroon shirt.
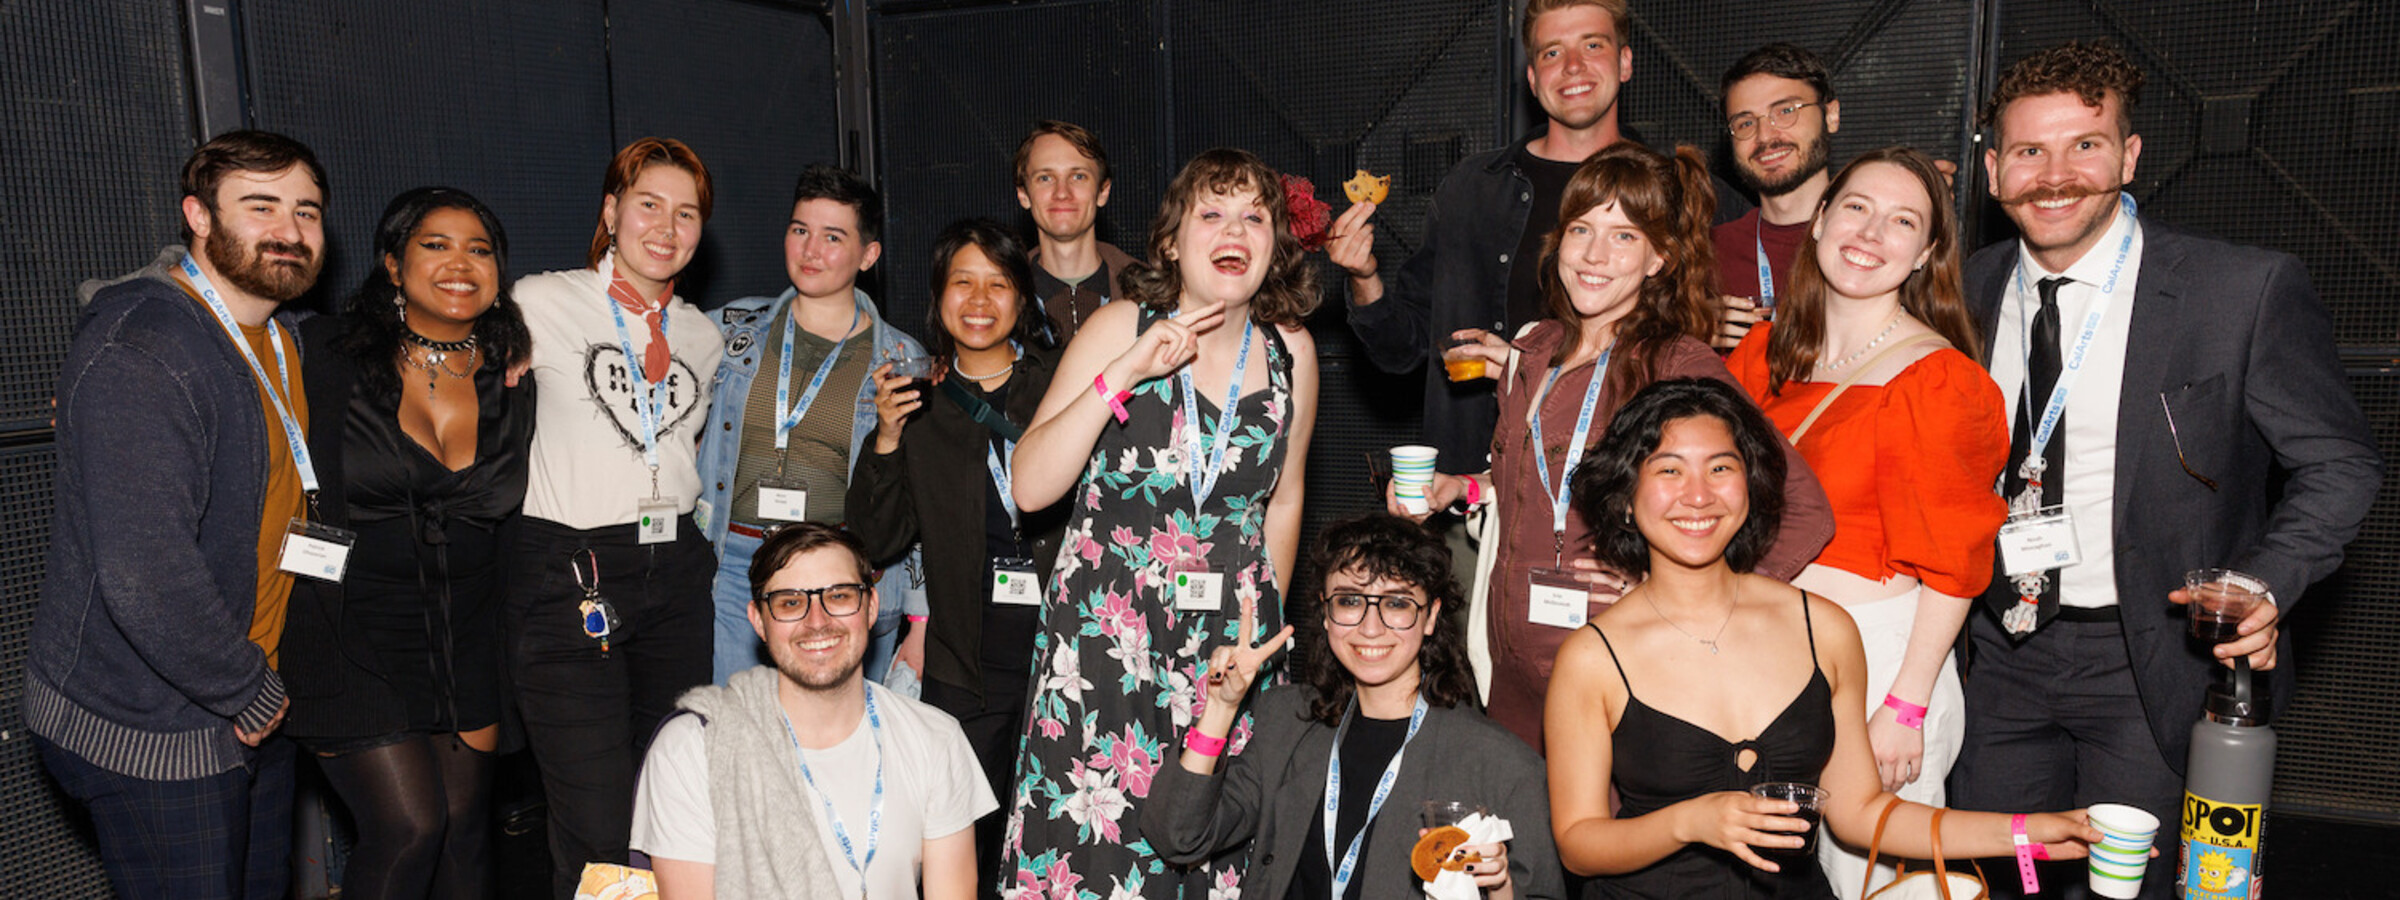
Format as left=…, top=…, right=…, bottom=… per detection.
left=1481, top=324, right=1835, bottom=752
left=1712, top=209, right=1811, bottom=307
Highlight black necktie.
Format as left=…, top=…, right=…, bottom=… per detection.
left=1992, top=277, right=2070, bottom=635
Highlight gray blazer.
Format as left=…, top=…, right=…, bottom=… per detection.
left=1142, top=687, right=1564, bottom=900
left=1964, top=221, right=2380, bottom=768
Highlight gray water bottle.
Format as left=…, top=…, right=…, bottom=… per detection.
left=2178, top=665, right=2273, bottom=899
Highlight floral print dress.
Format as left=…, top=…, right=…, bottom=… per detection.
left=1003, top=315, right=1292, bottom=900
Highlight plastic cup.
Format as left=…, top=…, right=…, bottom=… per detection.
left=2084, top=803, right=2158, bottom=898
left=1443, top=335, right=1487, bottom=382
left=1747, top=782, right=1828, bottom=862
left=1390, top=446, right=1438, bottom=514
left=2183, top=568, right=2270, bottom=645
left=1420, top=800, right=1482, bottom=830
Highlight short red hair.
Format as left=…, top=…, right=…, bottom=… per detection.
left=586, top=137, right=714, bottom=267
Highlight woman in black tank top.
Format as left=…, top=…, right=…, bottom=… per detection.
left=1545, top=379, right=2103, bottom=899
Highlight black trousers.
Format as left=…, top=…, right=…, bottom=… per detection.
left=1951, top=614, right=2185, bottom=900
left=507, top=516, right=714, bottom=900
left=923, top=662, right=1033, bottom=899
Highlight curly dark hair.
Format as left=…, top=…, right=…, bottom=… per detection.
left=1978, top=39, right=2146, bottom=136
left=1570, top=378, right=1787, bottom=576
left=1118, top=148, right=1318, bottom=328
left=341, top=187, right=530, bottom=397
left=1297, top=514, right=1477, bottom=725
left=922, top=218, right=1058, bottom=360
left=1720, top=42, right=1835, bottom=106
left=1535, top=142, right=1720, bottom=397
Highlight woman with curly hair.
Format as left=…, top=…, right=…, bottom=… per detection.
left=1395, top=142, right=1832, bottom=754
left=286, top=187, right=534, bottom=899
left=1000, top=147, right=1319, bottom=899
left=1145, top=514, right=1562, bottom=900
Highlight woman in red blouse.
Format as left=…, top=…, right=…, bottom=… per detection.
left=1394, top=142, right=1834, bottom=753
left=1725, top=146, right=2007, bottom=898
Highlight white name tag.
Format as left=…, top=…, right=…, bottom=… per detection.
left=637, top=498, right=679, bottom=545
left=1998, top=508, right=2080, bottom=576
left=1525, top=567, right=1593, bottom=629
left=1172, top=570, right=1225, bottom=612
left=756, top=486, right=808, bottom=522
left=276, top=518, right=354, bottom=582
left=991, top=559, right=1041, bottom=606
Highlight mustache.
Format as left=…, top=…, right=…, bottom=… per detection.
left=254, top=239, right=315, bottom=264
left=1998, top=182, right=2120, bottom=208
left=1749, top=140, right=1799, bottom=162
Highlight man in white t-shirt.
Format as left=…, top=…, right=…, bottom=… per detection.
left=633, top=522, right=994, bottom=899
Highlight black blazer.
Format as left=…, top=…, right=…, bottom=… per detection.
left=1963, top=221, right=2380, bottom=768
left=1143, top=687, right=1565, bottom=900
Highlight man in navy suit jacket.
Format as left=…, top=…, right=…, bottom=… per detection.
left=1949, top=40, right=2379, bottom=899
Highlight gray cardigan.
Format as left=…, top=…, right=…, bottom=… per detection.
left=22, top=248, right=291, bottom=780
left=1143, top=687, right=1564, bottom=900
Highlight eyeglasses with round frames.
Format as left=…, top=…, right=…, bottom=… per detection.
left=758, top=583, right=871, bottom=622
left=1324, top=592, right=1427, bottom=630
left=1726, top=101, right=1821, bottom=141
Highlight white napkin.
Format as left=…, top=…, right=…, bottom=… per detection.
left=1423, top=813, right=1514, bottom=900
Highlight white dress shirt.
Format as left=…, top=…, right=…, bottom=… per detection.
left=1988, top=200, right=2145, bottom=608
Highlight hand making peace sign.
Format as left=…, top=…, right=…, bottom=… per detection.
left=1204, top=590, right=1294, bottom=710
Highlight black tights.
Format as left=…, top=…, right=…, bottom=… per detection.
left=317, top=733, right=493, bottom=900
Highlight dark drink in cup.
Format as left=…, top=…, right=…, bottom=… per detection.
left=897, top=377, right=931, bottom=399
left=2189, top=609, right=2243, bottom=643
left=2183, top=570, right=2269, bottom=646
left=1759, top=807, right=1823, bottom=862
left=1747, top=782, right=1827, bottom=863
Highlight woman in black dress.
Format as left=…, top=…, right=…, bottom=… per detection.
left=286, top=187, right=534, bottom=900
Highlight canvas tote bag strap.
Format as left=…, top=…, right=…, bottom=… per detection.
left=1787, top=332, right=1947, bottom=445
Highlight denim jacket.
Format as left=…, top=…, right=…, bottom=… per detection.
left=695, top=287, right=929, bottom=614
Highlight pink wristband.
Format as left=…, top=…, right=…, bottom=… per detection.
left=1882, top=693, right=1927, bottom=730
left=1094, top=374, right=1132, bottom=423
left=907, top=614, right=929, bottom=624
left=2011, top=813, right=2042, bottom=893
left=1462, top=475, right=1484, bottom=507
left=1184, top=731, right=1227, bottom=757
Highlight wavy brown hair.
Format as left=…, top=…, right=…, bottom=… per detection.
left=1535, top=143, right=1719, bottom=400
left=1118, top=148, right=1318, bottom=328
left=1299, top=514, right=1476, bottom=726
left=1760, top=146, right=1977, bottom=394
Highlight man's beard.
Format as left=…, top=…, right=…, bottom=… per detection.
left=203, top=218, right=320, bottom=303
left=774, top=630, right=865, bottom=692
left=1737, top=135, right=1831, bottom=198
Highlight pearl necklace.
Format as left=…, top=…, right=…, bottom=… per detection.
left=1817, top=311, right=1904, bottom=373
left=954, top=346, right=1021, bottom=382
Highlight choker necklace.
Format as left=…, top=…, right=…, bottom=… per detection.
left=954, top=347, right=1022, bottom=382
left=402, top=329, right=479, bottom=396
left=1817, top=311, right=1904, bottom=372
left=1645, top=586, right=1736, bottom=655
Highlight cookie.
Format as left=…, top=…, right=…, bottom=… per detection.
left=1343, top=169, right=1391, bottom=205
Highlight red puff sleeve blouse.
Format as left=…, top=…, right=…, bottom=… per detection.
left=1727, top=322, right=2009, bottom=597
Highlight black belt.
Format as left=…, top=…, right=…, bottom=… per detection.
left=2053, top=605, right=2121, bottom=623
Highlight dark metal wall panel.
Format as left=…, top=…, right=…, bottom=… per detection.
left=0, top=1, right=195, bottom=435
left=1987, top=0, right=2400, bottom=348
left=873, top=0, right=1166, bottom=342
left=1622, top=0, right=1976, bottom=209
left=0, top=448, right=105, bottom=894
left=241, top=0, right=615, bottom=314
left=610, top=0, right=840, bottom=308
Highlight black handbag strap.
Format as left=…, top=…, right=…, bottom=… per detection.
left=941, top=377, right=1022, bottom=442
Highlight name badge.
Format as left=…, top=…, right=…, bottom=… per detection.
left=756, top=485, right=808, bottom=522
left=637, top=498, right=679, bottom=545
left=1173, top=570, right=1225, bottom=612
left=1998, top=507, right=2080, bottom=576
left=276, top=518, right=355, bottom=582
left=1525, top=566, right=1599, bottom=629
left=991, top=558, right=1041, bottom=606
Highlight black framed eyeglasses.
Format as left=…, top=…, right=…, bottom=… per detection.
left=1727, top=101, right=1821, bottom=141
left=758, top=583, right=871, bottom=622
left=1325, top=592, right=1427, bottom=629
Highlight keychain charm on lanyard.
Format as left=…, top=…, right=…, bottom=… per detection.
left=1530, top=349, right=1611, bottom=557
left=789, top=685, right=886, bottom=899
left=1323, top=696, right=1428, bottom=900
left=1177, top=318, right=1254, bottom=514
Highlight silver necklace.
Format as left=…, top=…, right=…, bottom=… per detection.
left=401, top=331, right=479, bottom=397
left=1817, top=311, right=1904, bottom=372
left=1644, top=587, right=1736, bottom=655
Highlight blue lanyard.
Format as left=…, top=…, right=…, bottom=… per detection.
left=788, top=684, right=886, bottom=894
left=2011, top=194, right=2138, bottom=475
left=986, top=438, right=1018, bottom=529
left=776, top=299, right=863, bottom=451
left=604, top=260, right=674, bottom=474
left=1323, top=695, right=1429, bottom=900
left=1176, top=319, right=1254, bottom=513
left=178, top=254, right=318, bottom=494
left=1530, top=349, right=1611, bottom=539
left=1754, top=222, right=1777, bottom=309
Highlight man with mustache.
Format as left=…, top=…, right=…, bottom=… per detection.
left=634, top=522, right=993, bottom=899
left=25, top=130, right=328, bottom=899
left=1711, top=43, right=1840, bottom=349
left=1951, top=40, right=2377, bottom=898
left=1015, top=120, right=1134, bottom=344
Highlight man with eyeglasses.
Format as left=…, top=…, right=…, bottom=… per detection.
left=633, top=522, right=994, bottom=899
left=1711, top=43, right=1841, bottom=349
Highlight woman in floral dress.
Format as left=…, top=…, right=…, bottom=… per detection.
left=1000, top=148, right=1320, bottom=900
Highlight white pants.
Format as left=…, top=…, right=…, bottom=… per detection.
left=1820, top=587, right=1966, bottom=899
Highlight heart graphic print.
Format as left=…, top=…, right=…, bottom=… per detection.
left=581, top=342, right=704, bottom=453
